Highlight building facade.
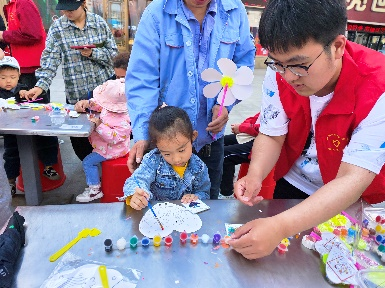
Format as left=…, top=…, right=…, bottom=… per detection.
left=0, top=0, right=383, bottom=54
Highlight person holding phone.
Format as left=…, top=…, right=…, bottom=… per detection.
left=25, top=0, right=118, bottom=104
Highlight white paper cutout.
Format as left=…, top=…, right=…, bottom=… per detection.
left=181, top=199, right=210, bottom=214
left=139, top=202, right=202, bottom=238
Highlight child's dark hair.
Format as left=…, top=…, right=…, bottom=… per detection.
left=149, top=106, right=194, bottom=145
left=0, top=66, right=19, bottom=73
left=113, top=52, right=130, bottom=70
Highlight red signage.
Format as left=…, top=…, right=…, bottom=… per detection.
left=243, top=0, right=267, bottom=7
left=347, top=0, right=385, bottom=25
left=347, top=23, right=385, bottom=33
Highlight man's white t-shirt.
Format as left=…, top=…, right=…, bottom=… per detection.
left=259, top=68, right=385, bottom=196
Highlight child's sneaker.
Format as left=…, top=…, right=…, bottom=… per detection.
left=76, top=186, right=103, bottom=203
left=42, top=166, right=61, bottom=180
left=9, top=183, right=16, bottom=197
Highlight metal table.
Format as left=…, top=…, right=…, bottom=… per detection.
left=14, top=200, right=337, bottom=287
left=0, top=108, right=93, bottom=205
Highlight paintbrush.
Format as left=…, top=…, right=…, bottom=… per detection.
left=133, top=176, right=164, bottom=230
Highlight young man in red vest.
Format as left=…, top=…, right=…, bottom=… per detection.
left=229, top=0, right=385, bottom=259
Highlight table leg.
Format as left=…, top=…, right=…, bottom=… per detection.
left=16, top=135, right=42, bottom=206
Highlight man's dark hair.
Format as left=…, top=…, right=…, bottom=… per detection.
left=149, top=106, right=194, bottom=145
left=259, top=0, right=347, bottom=53
left=113, top=52, right=130, bottom=70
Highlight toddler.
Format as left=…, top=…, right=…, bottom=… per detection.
left=0, top=56, right=59, bottom=196
left=76, top=78, right=131, bottom=202
left=120, top=106, right=210, bottom=210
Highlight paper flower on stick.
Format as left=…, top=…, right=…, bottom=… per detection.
left=201, top=58, right=254, bottom=107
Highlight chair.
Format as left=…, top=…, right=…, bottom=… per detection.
left=237, top=163, right=275, bottom=199
left=17, top=148, right=66, bottom=192
left=100, top=154, right=132, bottom=203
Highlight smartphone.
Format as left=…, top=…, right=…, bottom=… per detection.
left=70, top=44, right=96, bottom=50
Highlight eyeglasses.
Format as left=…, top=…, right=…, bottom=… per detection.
left=264, top=46, right=328, bottom=77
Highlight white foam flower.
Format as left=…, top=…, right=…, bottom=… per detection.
left=201, top=58, right=254, bottom=106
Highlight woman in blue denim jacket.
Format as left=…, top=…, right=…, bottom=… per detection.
left=120, top=106, right=210, bottom=210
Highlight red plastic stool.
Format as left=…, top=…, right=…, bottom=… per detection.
left=101, top=154, right=132, bottom=203
left=237, top=163, right=276, bottom=199
left=17, top=148, right=66, bottom=192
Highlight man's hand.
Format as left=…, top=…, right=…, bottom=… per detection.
left=129, top=188, right=150, bottom=210
left=127, top=140, right=149, bottom=173
left=206, top=105, right=229, bottom=134
left=228, top=216, right=284, bottom=259
left=74, top=100, right=90, bottom=112
left=25, top=87, right=43, bottom=101
left=231, top=123, right=241, bottom=134
left=234, top=174, right=264, bottom=206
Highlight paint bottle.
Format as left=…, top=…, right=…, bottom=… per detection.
left=190, top=233, right=199, bottom=245
left=130, top=235, right=138, bottom=248
left=153, top=234, right=162, bottom=247
left=141, top=237, right=150, bottom=247
left=180, top=231, right=188, bottom=244
left=213, top=232, right=221, bottom=245
left=164, top=235, right=173, bottom=247
left=201, top=234, right=210, bottom=244
left=277, top=243, right=288, bottom=254
left=116, top=237, right=127, bottom=250
left=104, top=239, right=113, bottom=252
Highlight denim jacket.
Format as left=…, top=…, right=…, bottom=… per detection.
left=126, top=0, right=255, bottom=151
left=120, top=148, right=210, bottom=201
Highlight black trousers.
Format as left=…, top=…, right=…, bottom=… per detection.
left=220, top=134, right=254, bottom=196
left=273, top=178, right=310, bottom=199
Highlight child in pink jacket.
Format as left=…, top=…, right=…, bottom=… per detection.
left=76, top=78, right=131, bottom=202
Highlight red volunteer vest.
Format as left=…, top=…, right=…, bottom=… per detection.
left=275, top=41, right=385, bottom=204
left=4, top=0, right=46, bottom=69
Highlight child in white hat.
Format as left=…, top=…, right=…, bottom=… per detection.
left=76, top=78, right=131, bottom=202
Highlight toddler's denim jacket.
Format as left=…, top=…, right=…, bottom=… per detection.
left=120, top=148, right=210, bottom=201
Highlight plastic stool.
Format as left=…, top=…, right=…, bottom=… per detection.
left=101, top=154, right=132, bottom=203
left=237, top=163, right=276, bottom=199
left=17, top=148, right=66, bottom=192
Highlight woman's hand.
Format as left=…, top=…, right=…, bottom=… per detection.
left=181, top=194, right=198, bottom=204
left=80, top=48, right=92, bottom=58
left=25, top=87, right=43, bottom=101
left=74, top=100, right=90, bottom=112
left=129, top=188, right=150, bottom=210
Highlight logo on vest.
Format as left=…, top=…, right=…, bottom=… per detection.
left=327, top=134, right=348, bottom=151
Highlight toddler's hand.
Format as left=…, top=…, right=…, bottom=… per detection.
left=129, top=188, right=149, bottom=210
left=181, top=194, right=198, bottom=204
left=89, top=117, right=102, bottom=127
left=74, top=100, right=89, bottom=112
left=231, top=123, right=241, bottom=134
left=19, top=90, right=27, bottom=99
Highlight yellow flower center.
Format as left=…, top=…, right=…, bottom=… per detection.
left=220, top=76, right=234, bottom=88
